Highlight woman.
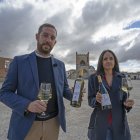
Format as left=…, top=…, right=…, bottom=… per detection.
left=88, top=50, right=134, bottom=140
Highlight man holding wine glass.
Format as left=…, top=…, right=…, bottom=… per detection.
left=0, top=23, right=73, bottom=140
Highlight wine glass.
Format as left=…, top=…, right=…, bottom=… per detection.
left=126, top=77, right=133, bottom=91
left=121, top=77, right=133, bottom=112
left=121, top=77, right=133, bottom=98
left=37, top=83, right=52, bottom=118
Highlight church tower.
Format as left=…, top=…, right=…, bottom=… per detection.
left=76, top=52, right=89, bottom=78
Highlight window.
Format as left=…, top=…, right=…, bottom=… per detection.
left=80, top=60, right=85, bottom=66
left=5, top=60, right=10, bottom=69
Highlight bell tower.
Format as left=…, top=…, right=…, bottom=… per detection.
left=76, top=52, right=89, bottom=78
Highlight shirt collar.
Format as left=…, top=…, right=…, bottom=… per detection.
left=35, top=50, right=52, bottom=58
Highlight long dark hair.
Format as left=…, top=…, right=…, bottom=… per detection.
left=96, top=50, right=120, bottom=75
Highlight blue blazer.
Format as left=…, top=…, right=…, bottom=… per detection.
left=0, top=52, right=72, bottom=140
left=88, top=72, right=131, bottom=140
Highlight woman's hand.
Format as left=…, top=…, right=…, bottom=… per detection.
left=96, top=92, right=102, bottom=103
left=124, top=99, right=134, bottom=108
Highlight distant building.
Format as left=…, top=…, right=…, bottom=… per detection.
left=76, top=52, right=89, bottom=78
left=0, top=57, right=12, bottom=81
left=89, top=65, right=96, bottom=75
left=125, top=72, right=140, bottom=80
left=66, top=69, right=77, bottom=79
left=67, top=52, right=95, bottom=79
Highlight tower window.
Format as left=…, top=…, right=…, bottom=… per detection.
left=80, top=60, right=85, bottom=66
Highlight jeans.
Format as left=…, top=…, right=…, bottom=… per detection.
left=106, top=128, right=113, bottom=140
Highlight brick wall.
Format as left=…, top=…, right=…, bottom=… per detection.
left=0, top=57, right=12, bottom=80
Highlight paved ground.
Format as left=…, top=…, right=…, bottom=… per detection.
left=0, top=80, right=140, bottom=140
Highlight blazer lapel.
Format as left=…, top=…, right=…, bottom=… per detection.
left=28, top=52, right=39, bottom=90
left=51, top=56, right=58, bottom=87
left=111, top=72, right=121, bottom=91
left=102, top=78, right=110, bottom=91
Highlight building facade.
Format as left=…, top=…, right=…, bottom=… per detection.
left=126, top=72, right=140, bottom=80
left=76, top=52, right=90, bottom=78
left=67, top=52, right=95, bottom=79
left=0, top=57, right=12, bottom=81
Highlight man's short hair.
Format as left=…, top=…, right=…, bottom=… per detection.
left=38, top=23, right=57, bottom=36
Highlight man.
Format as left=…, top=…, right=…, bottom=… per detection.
left=0, top=23, right=73, bottom=140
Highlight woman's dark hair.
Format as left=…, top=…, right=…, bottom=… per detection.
left=96, top=50, right=120, bottom=75
left=38, top=23, right=57, bottom=36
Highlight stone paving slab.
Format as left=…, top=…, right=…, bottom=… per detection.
left=0, top=80, right=140, bottom=140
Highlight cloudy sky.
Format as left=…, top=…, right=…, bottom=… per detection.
left=0, top=0, right=140, bottom=72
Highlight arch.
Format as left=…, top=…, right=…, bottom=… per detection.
left=80, top=60, right=86, bottom=66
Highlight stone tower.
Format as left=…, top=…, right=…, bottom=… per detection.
left=76, top=52, right=89, bottom=78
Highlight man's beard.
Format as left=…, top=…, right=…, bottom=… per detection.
left=37, top=42, right=52, bottom=55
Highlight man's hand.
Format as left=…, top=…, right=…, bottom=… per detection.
left=82, top=88, right=86, bottom=93
left=81, top=88, right=86, bottom=100
left=27, top=100, right=47, bottom=113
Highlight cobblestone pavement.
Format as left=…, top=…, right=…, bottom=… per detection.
left=0, top=80, right=140, bottom=140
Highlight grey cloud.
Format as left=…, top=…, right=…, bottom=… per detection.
left=56, top=35, right=120, bottom=65
left=56, top=1, right=122, bottom=65
left=118, top=34, right=140, bottom=62
left=0, top=0, right=140, bottom=72
left=0, top=3, right=40, bottom=57
left=73, top=0, right=140, bottom=36
left=59, top=0, right=140, bottom=65
left=44, top=8, right=73, bottom=40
